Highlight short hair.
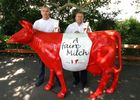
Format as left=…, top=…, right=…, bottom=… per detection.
left=40, top=5, right=50, bottom=12
left=72, top=10, right=84, bottom=19
left=75, top=11, right=84, bottom=16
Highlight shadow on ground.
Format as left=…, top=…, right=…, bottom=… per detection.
left=0, top=53, right=140, bottom=100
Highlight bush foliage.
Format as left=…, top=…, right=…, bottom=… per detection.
left=115, top=18, right=140, bottom=56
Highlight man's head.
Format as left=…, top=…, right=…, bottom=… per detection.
left=75, top=11, right=84, bottom=25
left=40, top=5, right=50, bottom=20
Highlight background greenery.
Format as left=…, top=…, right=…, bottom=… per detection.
left=0, top=0, right=140, bottom=56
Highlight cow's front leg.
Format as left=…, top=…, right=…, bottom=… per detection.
left=89, top=72, right=111, bottom=99
left=44, top=69, right=55, bottom=91
left=55, top=70, right=67, bottom=98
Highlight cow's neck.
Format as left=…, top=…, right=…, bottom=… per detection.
left=28, top=31, right=62, bottom=56
left=28, top=32, right=48, bottom=53
left=28, top=32, right=62, bottom=67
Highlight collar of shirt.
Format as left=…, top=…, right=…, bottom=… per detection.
left=41, top=18, right=51, bottom=22
left=74, top=22, right=84, bottom=27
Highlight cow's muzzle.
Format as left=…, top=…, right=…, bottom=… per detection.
left=6, top=38, right=14, bottom=44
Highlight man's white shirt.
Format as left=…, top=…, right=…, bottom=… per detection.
left=65, top=22, right=91, bottom=33
left=33, top=18, right=59, bottom=32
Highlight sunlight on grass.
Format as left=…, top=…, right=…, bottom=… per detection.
left=0, top=55, right=37, bottom=100
left=13, top=91, right=21, bottom=97
left=13, top=85, right=34, bottom=100
left=33, top=60, right=37, bottom=63
left=0, top=74, right=11, bottom=81
left=23, top=94, right=31, bottom=100
left=13, top=68, right=25, bottom=76
left=129, top=94, right=136, bottom=98
left=5, top=63, right=14, bottom=66
left=11, top=58, right=24, bottom=62
left=0, top=68, right=25, bottom=81
left=8, top=80, right=16, bottom=85
left=14, top=86, right=22, bottom=92
left=3, top=61, right=8, bottom=63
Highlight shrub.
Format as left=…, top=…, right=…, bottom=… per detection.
left=115, top=18, right=140, bottom=56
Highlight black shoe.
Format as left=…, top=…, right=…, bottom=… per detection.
left=80, top=84, right=89, bottom=93
left=81, top=83, right=86, bottom=89
left=72, top=81, right=79, bottom=87
left=35, top=79, right=44, bottom=87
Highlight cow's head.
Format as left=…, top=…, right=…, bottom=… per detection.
left=7, top=20, right=34, bottom=44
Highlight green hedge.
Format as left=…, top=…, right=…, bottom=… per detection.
left=115, top=18, right=140, bottom=56
left=0, top=33, right=30, bottom=50
left=115, top=18, right=140, bottom=44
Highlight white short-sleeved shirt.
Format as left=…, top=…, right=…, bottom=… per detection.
left=65, top=22, right=92, bottom=33
left=33, top=18, right=59, bottom=32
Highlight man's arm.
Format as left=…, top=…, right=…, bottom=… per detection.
left=33, top=21, right=38, bottom=30
left=53, top=20, right=60, bottom=32
left=88, top=26, right=92, bottom=32
left=65, top=25, right=72, bottom=33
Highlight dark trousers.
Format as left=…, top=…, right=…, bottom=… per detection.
left=38, top=60, right=60, bottom=85
left=73, top=70, right=87, bottom=88
left=38, top=61, right=45, bottom=81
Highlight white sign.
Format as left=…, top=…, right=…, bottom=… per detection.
left=59, top=33, right=92, bottom=71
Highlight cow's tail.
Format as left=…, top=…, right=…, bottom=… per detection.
left=113, top=31, right=122, bottom=73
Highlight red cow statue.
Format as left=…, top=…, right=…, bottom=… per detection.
left=7, top=20, right=122, bottom=99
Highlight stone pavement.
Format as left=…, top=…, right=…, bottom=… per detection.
left=0, top=53, right=140, bottom=100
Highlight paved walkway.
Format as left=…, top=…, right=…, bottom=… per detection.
left=0, top=53, right=140, bottom=100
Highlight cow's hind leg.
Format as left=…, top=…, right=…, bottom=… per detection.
left=44, top=69, right=55, bottom=91
left=55, top=70, right=67, bottom=98
left=89, top=72, right=111, bottom=99
left=106, top=68, right=120, bottom=94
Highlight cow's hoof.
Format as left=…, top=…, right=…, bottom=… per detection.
left=88, top=94, right=96, bottom=99
left=106, top=88, right=114, bottom=94
left=88, top=92, right=101, bottom=99
left=57, top=92, right=65, bottom=98
left=44, top=84, right=52, bottom=91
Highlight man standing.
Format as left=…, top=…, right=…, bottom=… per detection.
left=33, top=5, right=59, bottom=87
left=65, top=11, right=92, bottom=90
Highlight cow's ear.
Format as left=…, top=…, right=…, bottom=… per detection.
left=19, top=20, right=32, bottom=29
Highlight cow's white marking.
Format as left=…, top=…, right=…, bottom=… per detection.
left=59, top=33, right=92, bottom=71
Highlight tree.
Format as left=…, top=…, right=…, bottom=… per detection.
left=132, top=0, right=140, bottom=13
left=0, top=0, right=119, bottom=35
left=0, top=0, right=43, bottom=35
